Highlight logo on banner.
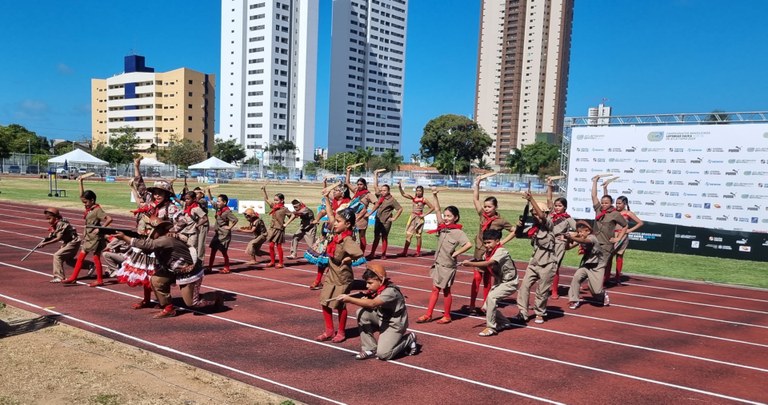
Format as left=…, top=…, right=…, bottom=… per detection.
left=647, top=131, right=664, bottom=141
left=728, top=146, right=742, bottom=153
left=238, top=200, right=266, bottom=214
left=690, top=157, right=703, bottom=164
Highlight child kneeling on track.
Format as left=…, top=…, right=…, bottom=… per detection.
left=565, top=220, right=610, bottom=309
left=336, top=263, right=419, bottom=360
left=461, top=229, right=519, bottom=337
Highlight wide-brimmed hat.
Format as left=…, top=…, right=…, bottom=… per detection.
left=147, top=180, right=173, bottom=196
left=366, top=263, right=387, bottom=281
left=43, top=207, right=62, bottom=218
left=146, top=216, right=174, bottom=235
left=575, top=220, right=593, bottom=232
left=244, top=208, right=259, bottom=218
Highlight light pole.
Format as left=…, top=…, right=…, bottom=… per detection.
left=27, top=139, right=31, bottom=155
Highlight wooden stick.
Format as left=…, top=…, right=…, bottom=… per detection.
left=76, top=172, right=96, bottom=181
left=596, top=173, right=614, bottom=178
left=547, top=175, right=565, bottom=180
left=321, top=181, right=343, bottom=194
left=347, top=163, right=365, bottom=169
left=205, top=184, right=221, bottom=190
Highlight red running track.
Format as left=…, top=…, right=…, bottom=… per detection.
left=1, top=202, right=767, bottom=404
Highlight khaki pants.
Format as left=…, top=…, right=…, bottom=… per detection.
left=196, top=225, right=209, bottom=263
left=357, top=309, right=413, bottom=360
left=101, top=251, right=125, bottom=277
left=569, top=264, right=606, bottom=303
left=484, top=280, right=517, bottom=330
left=290, top=226, right=317, bottom=257
left=151, top=274, right=175, bottom=307
left=52, top=241, right=80, bottom=279
left=516, top=262, right=557, bottom=317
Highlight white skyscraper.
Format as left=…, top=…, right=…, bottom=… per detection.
left=327, top=0, right=408, bottom=155
left=220, top=0, right=318, bottom=168
left=587, top=102, right=612, bottom=126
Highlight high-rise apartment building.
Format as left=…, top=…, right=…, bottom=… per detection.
left=587, top=102, right=612, bottom=126
left=474, top=0, right=574, bottom=165
left=92, top=55, right=215, bottom=156
left=327, top=0, right=408, bottom=155
left=220, top=0, right=318, bottom=169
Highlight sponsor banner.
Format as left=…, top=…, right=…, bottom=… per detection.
left=568, top=123, right=768, bottom=233
left=615, top=221, right=768, bottom=261
left=238, top=200, right=265, bottom=214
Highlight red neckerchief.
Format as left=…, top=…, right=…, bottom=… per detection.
left=331, top=197, right=350, bottom=212
left=481, top=211, right=499, bottom=231
left=48, top=219, right=59, bottom=233
left=216, top=205, right=231, bottom=217
left=131, top=203, right=155, bottom=215
left=326, top=229, right=352, bottom=257
left=269, top=202, right=285, bottom=215
left=352, top=188, right=368, bottom=200
left=595, top=206, right=615, bottom=221
left=377, top=194, right=391, bottom=205
left=369, top=280, right=389, bottom=298
left=84, top=204, right=101, bottom=219
left=484, top=244, right=501, bottom=274
left=427, top=223, right=463, bottom=234
left=183, top=201, right=199, bottom=216
left=295, top=203, right=307, bottom=216
left=527, top=222, right=540, bottom=238
left=551, top=211, right=571, bottom=224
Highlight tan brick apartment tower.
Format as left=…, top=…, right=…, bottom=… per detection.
left=474, top=0, right=574, bottom=165
left=92, top=55, right=216, bottom=156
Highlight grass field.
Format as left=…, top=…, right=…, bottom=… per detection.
left=3, top=175, right=765, bottom=289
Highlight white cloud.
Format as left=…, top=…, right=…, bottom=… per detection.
left=57, top=63, right=74, bottom=75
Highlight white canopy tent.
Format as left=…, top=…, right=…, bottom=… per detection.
left=188, top=156, right=238, bottom=170
left=140, top=157, right=166, bottom=167
left=48, top=149, right=108, bottom=166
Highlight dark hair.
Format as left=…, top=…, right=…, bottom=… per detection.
left=193, top=187, right=203, bottom=192
left=291, top=199, right=300, bottom=205
left=482, top=229, right=502, bottom=241
left=362, top=269, right=380, bottom=281
left=218, top=194, right=229, bottom=203
left=484, top=196, right=498, bottom=207
left=415, top=185, right=424, bottom=192
left=275, top=193, right=285, bottom=202
left=617, top=195, right=629, bottom=210
left=356, top=178, right=367, bottom=189
left=382, top=184, right=390, bottom=192
left=337, top=208, right=356, bottom=227
left=554, top=197, right=568, bottom=209
left=81, top=190, right=97, bottom=202
left=184, top=191, right=197, bottom=200
left=601, top=195, right=614, bottom=203
left=445, top=205, right=460, bottom=222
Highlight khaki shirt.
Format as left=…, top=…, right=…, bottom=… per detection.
left=489, top=247, right=518, bottom=285
left=592, top=203, right=627, bottom=249
left=374, top=195, right=401, bottom=224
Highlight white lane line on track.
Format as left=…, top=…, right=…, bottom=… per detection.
left=0, top=261, right=763, bottom=405
left=4, top=225, right=768, bottom=341
left=0, top=292, right=347, bottom=405
left=0, top=263, right=563, bottom=404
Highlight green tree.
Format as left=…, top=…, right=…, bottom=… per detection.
left=92, top=144, right=126, bottom=166
left=504, top=142, right=560, bottom=175
left=107, top=126, right=141, bottom=164
left=419, top=114, right=493, bottom=175
left=214, top=139, right=246, bottom=163
left=167, top=139, right=207, bottom=168
left=0, top=124, right=49, bottom=157
left=353, top=147, right=374, bottom=171
left=323, top=152, right=356, bottom=173
left=475, top=156, right=492, bottom=170
left=380, top=148, right=403, bottom=171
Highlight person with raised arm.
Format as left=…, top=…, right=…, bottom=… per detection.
left=546, top=176, right=576, bottom=299
left=467, top=172, right=516, bottom=315
left=602, top=178, right=643, bottom=285
left=414, top=187, right=472, bottom=324
left=364, top=169, right=403, bottom=260
left=262, top=185, right=289, bottom=268
left=346, top=164, right=375, bottom=251
left=397, top=181, right=435, bottom=257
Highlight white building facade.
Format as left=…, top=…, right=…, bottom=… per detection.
left=587, top=102, right=612, bottom=126
left=327, top=0, right=408, bottom=156
left=220, top=0, right=318, bottom=168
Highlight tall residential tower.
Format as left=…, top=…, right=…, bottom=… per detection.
left=220, top=0, right=318, bottom=168
left=327, top=0, right=408, bottom=155
left=474, top=0, right=574, bottom=165
left=91, top=55, right=215, bottom=156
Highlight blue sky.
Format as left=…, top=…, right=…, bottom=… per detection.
left=1, top=0, right=767, bottom=160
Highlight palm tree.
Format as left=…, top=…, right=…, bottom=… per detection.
left=380, top=148, right=403, bottom=172
left=354, top=147, right=374, bottom=171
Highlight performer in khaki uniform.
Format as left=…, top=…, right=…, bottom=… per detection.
left=177, top=191, right=208, bottom=253
left=590, top=175, right=627, bottom=291
left=398, top=182, right=435, bottom=257
left=364, top=170, right=403, bottom=260
left=238, top=208, right=268, bottom=265
left=207, top=193, right=238, bottom=274
left=63, top=177, right=112, bottom=287
left=468, top=173, right=516, bottom=314
left=262, top=186, right=290, bottom=268
left=337, top=263, right=419, bottom=360
left=346, top=165, right=374, bottom=251
left=547, top=177, right=577, bottom=299
left=316, top=197, right=365, bottom=344
left=284, top=199, right=316, bottom=260
left=40, top=208, right=83, bottom=283
left=462, top=229, right=519, bottom=337
left=515, top=192, right=569, bottom=324
left=566, top=220, right=608, bottom=309
left=415, top=189, right=472, bottom=324
left=194, top=187, right=210, bottom=265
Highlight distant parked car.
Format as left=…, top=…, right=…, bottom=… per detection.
left=26, top=165, right=39, bottom=174
left=8, top=165, right=21, bottom=174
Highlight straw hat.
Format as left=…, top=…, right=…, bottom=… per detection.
left=146, top=216, right=174, bottom=235
left=43, top=207, right=61, bottom=218
left=147, top=180, right=173, bottom=196
left=366, top=263, right=387, bottom=281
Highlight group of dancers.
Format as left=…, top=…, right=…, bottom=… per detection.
left=38, top=158, right=642, bottom=360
